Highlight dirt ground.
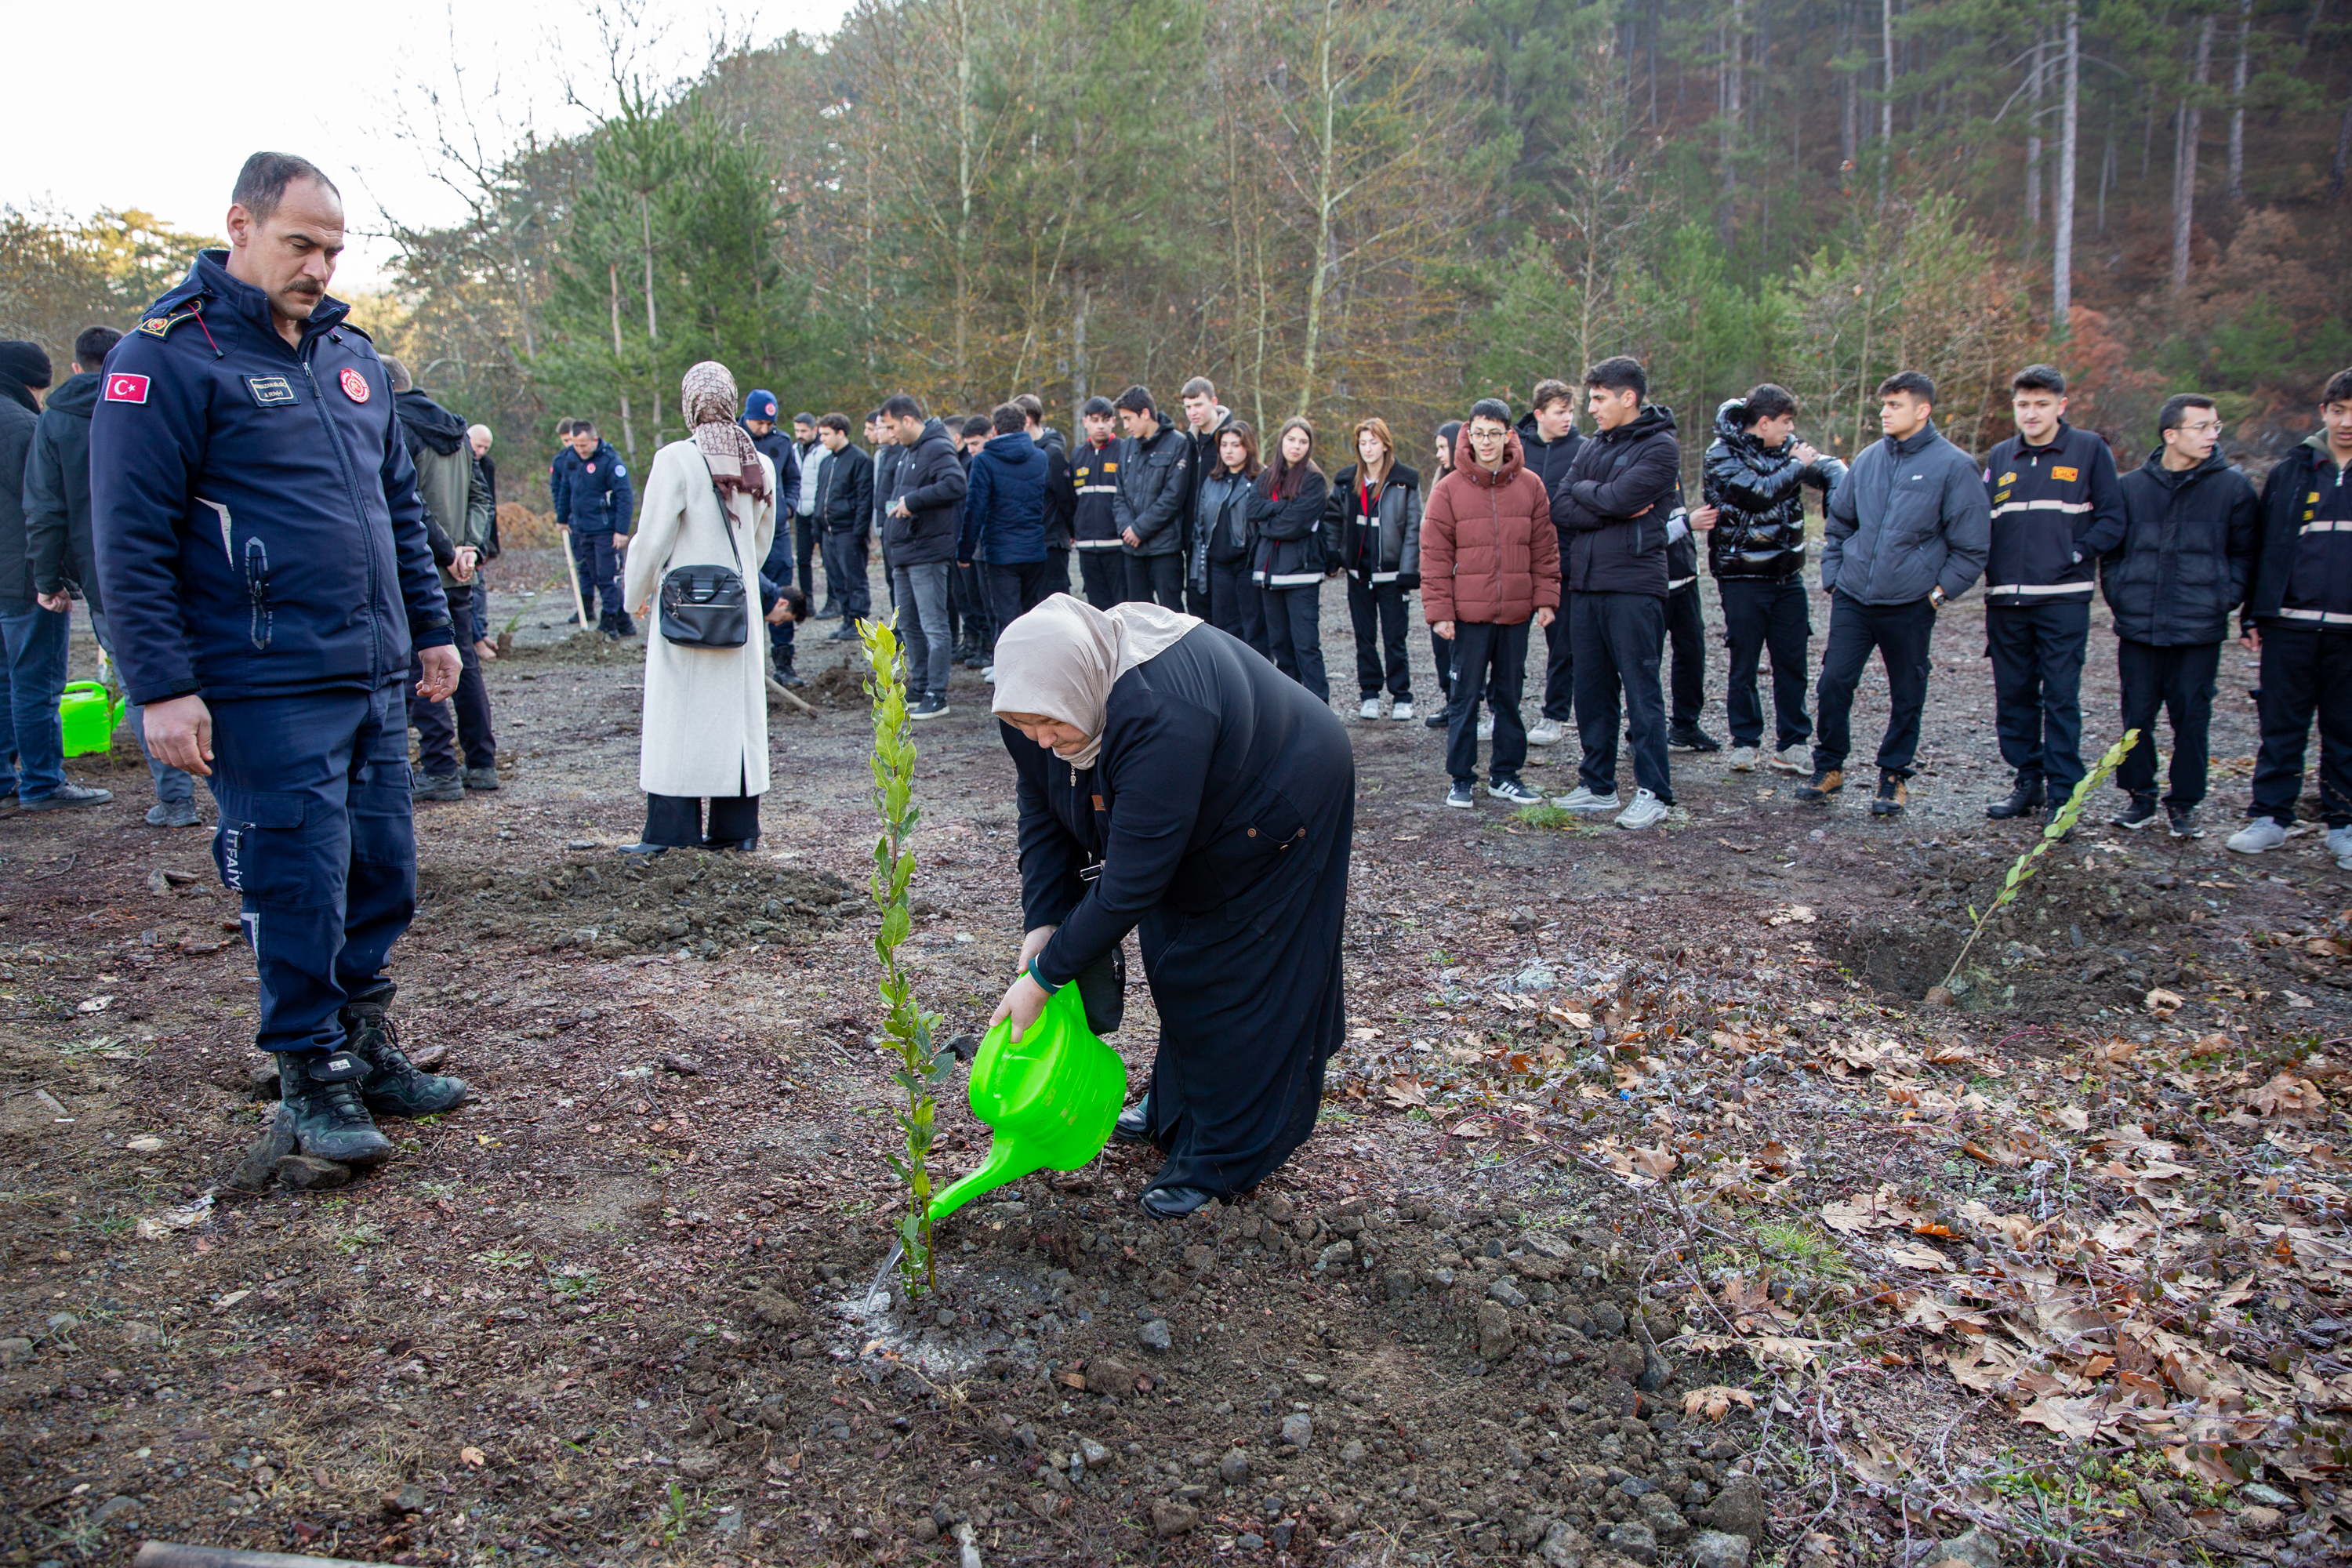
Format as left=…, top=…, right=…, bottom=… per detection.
left=3, top=546, right=2347, bottom=1568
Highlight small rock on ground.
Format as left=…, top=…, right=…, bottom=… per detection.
left=1930, top=1527, right=2001, bottom=1568
left=1218, top=1447, right=1250, bottom=1485
left=1138, top=1318, right=1172, bottom=1352
left=272, top=1153, right=350, bottom=1191
left=1688, top=1530, right=1752, bottom=1568
left=1149, top=1499, right=1199, bottom=1537
left=1280, top=1413, right=1312, bottom=1447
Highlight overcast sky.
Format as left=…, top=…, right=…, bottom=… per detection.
left=12, top=0, right=852, bottom=290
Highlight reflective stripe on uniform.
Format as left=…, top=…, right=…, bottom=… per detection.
left=1986, top=582, right=2095, bottom=597
left=1265, top=572, right=1324, bottom=588
left=1073, top=537, right=1124, bottom=550
left=2299, top=518, right=2352, bottom=534
left=2278, top=606, right=2352, bottom=626
left=1988, top=498, right=2093, bottom=519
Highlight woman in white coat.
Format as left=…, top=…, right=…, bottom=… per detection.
left=619, top=361, right=785, bottom=856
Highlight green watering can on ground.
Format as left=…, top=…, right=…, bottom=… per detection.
left=928, top=982, right=1127, bottom=1222
left=60, top=681, right=125, bottom=758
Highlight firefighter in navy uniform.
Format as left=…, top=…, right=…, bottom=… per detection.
left=1979, top=364, right=2126, bottom=829
left=90, top=153, right=470, bottom=1168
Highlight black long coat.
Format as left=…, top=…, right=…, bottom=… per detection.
left=1004, top=625, right=1356, bottom=1200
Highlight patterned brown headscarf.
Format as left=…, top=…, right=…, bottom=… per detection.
left=681, top=361, right=768, bottom=499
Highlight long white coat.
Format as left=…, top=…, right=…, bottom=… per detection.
left=623, top=441, right=777, bottom=799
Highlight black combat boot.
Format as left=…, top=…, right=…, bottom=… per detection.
left=1987, top=774, right=2045, bottom=820
left=277, top=1049, right=396, bottom=1166
left=340, top=983, right=469, bottom=1119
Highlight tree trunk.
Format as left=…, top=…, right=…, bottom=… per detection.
left=2172, top=16, right=2213, bottom=292
left=1070, top=279, right=1089, bottom=420
left=1295, top=0, right=1341, bottom=420
left=2053, top=0, right=2080, bottom=331
left=2024, top=31, right=2045, bottom=243
left=2333, top=64, right=2352, bottom=197
left=1878, top=0, right=1896, bottom=203
left=953, top=0, right=975, bottom=401
left=2227, top=0, right=2251, bottom=204
left=608, top=262, right=638, bottom=464
left=1719, top=0, right=1743, bottom=245
left=1840, top=0, right=1857, bottom=171
left=638, top=194, right=658, bottom=346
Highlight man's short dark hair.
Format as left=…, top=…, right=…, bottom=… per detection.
left=74, top=326, right=122, bottom=367
left=232, top=151, right=343, bottom=223
left=2012, top=363, right=2067, bottom=396
left=1466, top=397, right=1514, bottom=427
left=2323, top=368, right=2352, bottom=408
left=1113, top=385, right=1155, bottom=415
left=960, top=416, right=993, bottom=440
left=1878, top=370, right=1936, bottom=404
left=1012, top=393, right=1045, bottom=424
left=1531, top=378, right=1576, bottom=412
left=792, top=412, right=815, bottom=427
left=1742, top=383, right=1798, bottom=423
left=990, top=403, right=1025, bottom=436
left=1179, top=377, right=1216, bottom=401
left=1082, top=396, right=1115, bottom=419
left=881, top=393, right=925, bottom=422
left=818, top=412, right=852, bottom=435
left=1583, top=356, right=1646, bottom=401
left=555, top=419, right=576, bottom=437
left=570, top=419, right=596, bottom=437
left=775, top=583, right=810, bottom=621
left=2158, top=394, right=2217, bottom=436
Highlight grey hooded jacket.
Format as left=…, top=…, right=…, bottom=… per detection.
left=1820, top=422, right=1990, bottom=605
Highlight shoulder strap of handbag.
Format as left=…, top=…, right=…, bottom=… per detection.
left=702, top=464, right=746, bottom=572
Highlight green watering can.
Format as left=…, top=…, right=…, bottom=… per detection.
left=60, top=681, right=125, bottom=757
left=928, top=982, right=1127, bottom=1221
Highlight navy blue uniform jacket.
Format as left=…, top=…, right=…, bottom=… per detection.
left=550, top=441, right=633, bottom=534
left=89, top=250, right=452, bottom=709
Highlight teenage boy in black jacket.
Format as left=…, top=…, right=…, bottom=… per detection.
left=2229, top=368, right=2352, bottom=866
left=1069, top=397, right=1125, bottom=608
left=1112, top=386, right=1193, bottom=609
left=1979, top=364, right=2127, bottom=828
left=1548, top=357, right=1681, bottom=830
left=1517, top=379, right=1583, bottom=748
left=2101, top=394, right=2258, bottom=839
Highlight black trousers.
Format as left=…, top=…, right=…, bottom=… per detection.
left=793, top=514, right=818, bottom=615
left=2250, top=623, right=2352, bottom=826
left=1043, top=546, right=1072, bottom=597
left=1347, top=578, right=1412, bottom=700
left=1571, top=591, right=1672, bottom=801
left=1719, top=576, right=1813, bottom=750
left=1813, top=591, right=1936, bottom=778
left=1446, top=620, right=1530, bottom=785
left=951, top=561, right=991, bottom=652
left=409, top=586, right=495, bottom=774
left=1123, top=552, right=1185, bottom=609
left=642, top=791, right=760, bottom=849
left=984, top=560, right=1055, bottom=660
left=1207, top=556, right=1269, bottom=657
left=1541, top=601, right=1575, bottom=721
left=1986, top=598, right=2092, bottom=790
left=819, top=528, right=871, bottom=622
left=1077, top=549, right=1124, bottom=609
left=1666, top=582, right=1705, bottom=728
left=1263, top=585, right=1329, bottom=702
left=760, top=532, right=796, bottom=670
left=2116, top=638, right=2221, bottom=808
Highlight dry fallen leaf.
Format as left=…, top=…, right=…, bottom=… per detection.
left=2145, top=988, right=2185, bottom=1016
left=1681, top=1385, right=1759, bottom=1422
left=1630, top=1144, right=1679, bottom=1181
left=1382, top=1077, right=1429, bottom=1109
left=459, top=1446, right=486, bottom=1468
left=2248, top=1072, right=2325, bottom=1118
left=1882, top=1237, right=1952, bottom=1272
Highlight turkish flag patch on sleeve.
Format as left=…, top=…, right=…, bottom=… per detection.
left=103, top=372, right=151, bottom=405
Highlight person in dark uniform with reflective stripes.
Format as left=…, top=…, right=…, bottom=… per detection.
left=2230, top=368, right=2352, bottom=863
left=90, top=153, right=469, bottom=1169
left=1978, top=364, right=2125, bottom=828
left=1069, top=398, right=1125, bottom=608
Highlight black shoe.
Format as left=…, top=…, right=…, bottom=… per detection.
left=146, top=799, right=202, bottom=828
left=341, top=985, right=468, bottom=1119
left=2168, top=804, right=2205, bottom=839
left=1140, top=1185, right=1218, bottom=1219
left=614, top=613, right=639, bottom=638
left=463, top=767, right=500, bottom=792
left=829, top=624, right=860, bottom=641
left=1112, top=1094, right=1153, bottom=1145
left=700, top=837, right=760, bottom=853
left=1987, top=775, right=2045, bottom=820
left=2111, top=793, right=2159, bottom=831
left=1796, top=767, right=1843, bottom=803
left=22, top=782, right=114, bottom=811
left=910, top=694, right=950, bottom=720
left=412, top=772, right=463, bottom=802
left=1668, top=724, right=1722, bottom=753
left=616, top=841, right=671, bottom=862
left=277, top=1050, right=396, bottom=1166
left=1871, top=771, right=1907, bottom=816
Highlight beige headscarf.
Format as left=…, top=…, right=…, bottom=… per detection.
left=990, top=593, right=1202, bottom=769
left=681, top=361, right=768, bottom=499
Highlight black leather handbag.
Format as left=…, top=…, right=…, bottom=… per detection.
left=657, top=471, right=751, bottom=648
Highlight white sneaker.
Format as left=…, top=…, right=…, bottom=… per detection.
left=1477, top=714, right=1496, bottom=741
left=982, top=666, right=996, bottom=682
left=1724, top=745, right=1759, bottom=771
left=1359, top=697, right=1382, bottom=720
left=1391, top=700, right=1414, bottom=721
left=2329, top=825, right=2352, bottom=869
left=1616, top=788, right=1670, bottom=830
left=1526, top=717, right=1563, bottom=746
left=1552, top=785, right=1621, bottom=812
left=2227, top=818, right=2288, bottom=855
left=1769, top=746, right=1809, bottom=775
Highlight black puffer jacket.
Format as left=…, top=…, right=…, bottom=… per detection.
left=1701, top=398, right=1848, bottom=583
left=884, top=419, right=967, bottom=567
left=1551, top=405, right=1680, bottom=596
left=1114, top=421, right=1193, bottom=557
left=1250, top=470, right=1333, bottom=590
left=2102, top=448, right=2259, bottom=646
left=1515, top=412, right=1584, bottom=501
left=1327, top=463, right=1423, bottom=589
left=23, top=372, right=102, bottom=608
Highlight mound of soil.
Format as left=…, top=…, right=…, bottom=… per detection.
left=416, top=855, right=856, bottom=959
left=803, top=656, right=873, bottom=710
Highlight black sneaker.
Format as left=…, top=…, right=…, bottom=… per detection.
left=910, top=694, right=951, bottom=720
left=463, top=767, right=501, bottom=791
left=340, top=985, right=468, bottom=1120
left=277, top=1050, right=396, bottom=1166
left=1425, top=703, right=1454, bottom=731
left=412, top=773, right=463, bottom=802
left=2168, top=804, right=2205, bottom=840
left=1668, top=724, right=1722, bottom=753
left=2111, top=793, right=2160, bottom=831
left=22, top=782, right=114, bottom=811
left=613, top=612, right=639, bottom=638
left=1870, top=771, right=1907, bottom=816
left=829, top=624, right=860, bottom=641
left=1987, top=775, right=2045, bottom=820
left=1444, top=780, right=1476, bottom=808
left=146, top=799, right=202, bottom=827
